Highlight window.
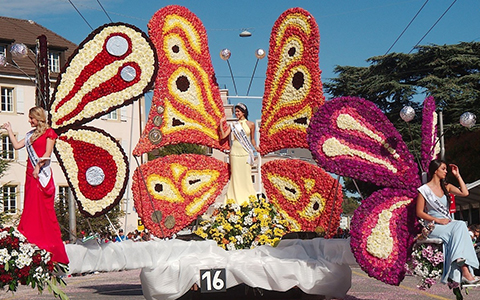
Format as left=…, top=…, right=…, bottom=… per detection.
left=58, top=186, right=70, bottom=208
left=0, top=45, right=6, bottom=56
left=1, top=185, right=17, bottom=213
left=1, top=87, right=14, bottom=112
left=49, top=51, right=61, bottom=73
left=1, top=135, right=15, bottom=159
left=105, top=109, right=118, bottom=120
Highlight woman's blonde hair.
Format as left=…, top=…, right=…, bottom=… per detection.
left=29, top=107, right=49, bottom=142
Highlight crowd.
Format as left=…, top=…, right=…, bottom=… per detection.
left=75, top=229, right=154, bottom=244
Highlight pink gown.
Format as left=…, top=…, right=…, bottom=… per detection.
left=17, top=128, right=69, bottom=264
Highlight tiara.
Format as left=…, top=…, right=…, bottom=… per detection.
left=235, top=103, right=247, bottom=110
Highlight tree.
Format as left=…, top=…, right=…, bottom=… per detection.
left=148, top=143, right=207, bottom=160
left=325, top=41, right=480, bottom=183
left=55, top=195, right=124, bottom=242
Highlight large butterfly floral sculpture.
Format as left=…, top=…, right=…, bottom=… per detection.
left=307, top=96, right=439, bottom=285
left=132, top=6, right=230, bottom=238
left=259, top=7, right=343, bottom=235
left=131, top=5, right=343, bottom=238
left=49, top=23, right=158, bottom=217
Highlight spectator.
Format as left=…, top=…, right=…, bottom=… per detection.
left=115, top=229, right=127, bottom=242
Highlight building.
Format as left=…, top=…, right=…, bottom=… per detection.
left=0, top=16, right=144, bottom=234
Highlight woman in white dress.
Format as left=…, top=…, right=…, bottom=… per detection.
left=416, top=159, right=479, bottom=284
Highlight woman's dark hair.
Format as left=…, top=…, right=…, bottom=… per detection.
left=428, top=159, right=451, bottom=209
left=235, top=103, right=248, bottom=119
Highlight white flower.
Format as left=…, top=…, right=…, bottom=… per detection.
left=0, top=248, right=11, bottom=263
left=228, top=214, right=239, bottom=223
left=243, top=216, right=253, bottom=226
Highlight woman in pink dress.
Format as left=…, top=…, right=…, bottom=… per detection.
left=2, top=107, right=69, bottom=264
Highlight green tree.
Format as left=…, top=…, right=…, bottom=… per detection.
left=55, top=195, right=124, bottom=241
left=148, top=143, right=207, bottom=160
left=325, top=41, right=480, bottom=183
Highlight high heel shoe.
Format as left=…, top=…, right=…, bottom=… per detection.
left=462, top=276, right=480, bottom=284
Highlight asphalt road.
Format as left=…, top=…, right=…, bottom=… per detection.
left=3, top=266, right=480, bottom=300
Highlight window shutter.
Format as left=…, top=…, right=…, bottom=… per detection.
left=120, top=107, right=127, bottom=122
left=16, top=87, right=24, bottom=114
left=19, top=184, right=25, bottom=210
left=17, top=134, right=26, bottom=162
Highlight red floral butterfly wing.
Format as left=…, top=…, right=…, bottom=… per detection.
left=54, top=127, right=129, bottom=217
left=49, top=23, right=157, bottom=132
left=350, top=188, right=418, bottom=285
left=259, top=7, right=324, bottom=155
left=308, top=97, right=421, bottom=189
left=261, top=159, right=342, bottom=236
left=133, top=5, right=228, bottom=156
left=132, top=154, right=229, bottom=238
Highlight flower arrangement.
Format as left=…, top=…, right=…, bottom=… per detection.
left=133, top=5, right=228, bottom=156
left=0, top=227, right=68, bottom=299
left=55, top=126, right=129, bottom=217
left=261, top=159, right=342, bottom=236
left=259, top=7, right=324, bottom=155
left=407, top=242, right=444, bottom=290
left=307, top=97, right=421, bottom=190
left=349, top=188, right=418, bottom=285
left=420, top=96, right=439, bottom=172
left=132, top=154, right=229, bottom=238
left=195, top=196, right=289, bottom=250
left=50, top=23, right=157, bottom=131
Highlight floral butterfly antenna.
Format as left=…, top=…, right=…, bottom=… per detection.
left=420, top=96, right=440, bottom=173
left=49, top=23, right=157, bottom=217
left=259, top=7, right=324, bottom=155
left=133, top=5, right=228, bottom=156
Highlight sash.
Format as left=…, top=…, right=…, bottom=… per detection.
left=418, top=184, right=451, bottom=219
left=231, top=121, right=255, bottom=165
left=25, top=130, right=52, bottom=188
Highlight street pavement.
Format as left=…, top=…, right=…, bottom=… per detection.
left=3, top=266, right=480, bottom=300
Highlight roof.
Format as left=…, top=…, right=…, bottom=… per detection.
left=456, top=179, right=480, bottom=210
left=0, top=16, right=77, bottom=79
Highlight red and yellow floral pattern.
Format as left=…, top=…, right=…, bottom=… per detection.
left=259, top=7, right=324, bottom=155
left=50, top=23, right=157, bottom=132
left=133, top=5, right=228, bottom=156
left=261, top=159, right=342, bottom=237
left=55, top=127, right=129, bottom=217
left=132, top=154, right=229, bottom=238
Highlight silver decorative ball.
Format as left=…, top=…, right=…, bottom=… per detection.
left=255, top=48, right=266, bottom=59
left=400, top=106, right=415, bottom=122
left=86, top=166, right=105, bottom=186
left=0, top=54, right=7, bottom=67
left=10, top=43, right=28, bottom=58
left=460, top=112, right=476, bottom=129
left=220, top=48, right=231, bottom=61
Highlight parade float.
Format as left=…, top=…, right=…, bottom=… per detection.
left=1, top=4, right=450, bottom=300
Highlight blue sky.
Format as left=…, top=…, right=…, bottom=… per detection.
left=3, top=0, right=479, bottom=122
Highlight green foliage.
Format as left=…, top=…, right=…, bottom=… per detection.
left=341, top=195, right=361, bottom=215
left=149, top=143, right=208, bottom=160
left=325, top=41, right=480, bottom=182
left=55, top=197, right=124, bottom=242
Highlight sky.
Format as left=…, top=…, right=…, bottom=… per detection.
left=2, top=0, right=479, bottom=122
